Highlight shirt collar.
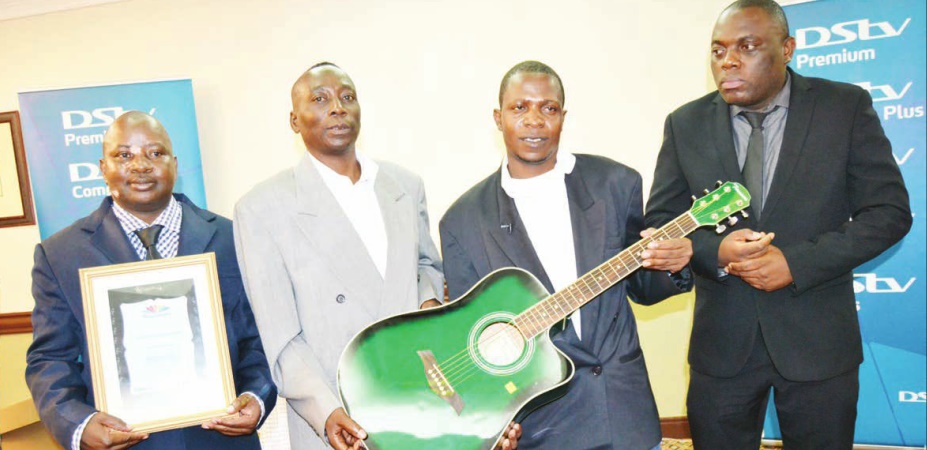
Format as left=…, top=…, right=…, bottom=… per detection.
left=307, top=151, right=379, bottom=188
left=111, top=194, right=182, bottom=234
left=731, top=72, right=792, bottom=117
left=500, top=150, right=575, bottom=199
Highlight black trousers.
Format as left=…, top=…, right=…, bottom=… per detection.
left=687, top=328, right=859, bottom=450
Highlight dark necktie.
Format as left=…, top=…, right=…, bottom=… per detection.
left=135, top=225, right=164, bottom=260
left=741, top=111, right=770, bottom=219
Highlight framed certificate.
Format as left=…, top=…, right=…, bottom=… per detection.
left=80, top=253, right=235, bottom=433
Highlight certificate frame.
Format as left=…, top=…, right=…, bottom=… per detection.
left=80, top=253, right=235, bottom=433
left=0, top=111, right=36, bottom=228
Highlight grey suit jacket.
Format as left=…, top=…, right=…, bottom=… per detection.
left=234, top=154, right=443, bottom=449
left=441, top=155, right=689, bottom=450
left=646, top=69, right=911, bottom=381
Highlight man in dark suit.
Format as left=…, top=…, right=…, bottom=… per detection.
left=646, top=1, right=912, bottom=448
left=440, top=60, right=693, bottom=450
left=26, top=111, right=277, bottom=450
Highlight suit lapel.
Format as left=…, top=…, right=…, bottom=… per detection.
left=377, top=168, right=414, bottom=316
left=485, top=170, right=554, bottom=293
left=565, top=168, right=605, bottom=345
left=88, top=200, right=140, bottom=264
left=177, top=199, right=216, bottom=257
left=763, top=72, right=813, bottom=222
left=292, top=156, right=383, bottom=317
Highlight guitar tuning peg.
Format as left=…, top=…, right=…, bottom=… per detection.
left=703, top=189, right=711, bottom=195
left=690, top=195, right=697, bottom=203
left=727, top=216, right=739, bottom=226
left=715, top=180, right=723, bottom=187
left=740, top=210, right=750, bottom=219
left=715, top=224, right=727, bottom=234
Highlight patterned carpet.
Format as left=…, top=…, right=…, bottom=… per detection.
left=661, top=439, right=782, bottom=449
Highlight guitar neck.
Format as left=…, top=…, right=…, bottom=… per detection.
left=513, top=212, right=699, bottom=338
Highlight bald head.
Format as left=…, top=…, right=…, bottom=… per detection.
left=103, top=111, right=172, bottom=155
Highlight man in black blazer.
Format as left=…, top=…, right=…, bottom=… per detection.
left=646, top=1, right=911, bottom=448
left=441, top=61, right=693, bottom=450
left=26, top=111, right=277, bottom=450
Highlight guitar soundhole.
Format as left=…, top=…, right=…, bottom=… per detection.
left=476, top=322, right=525, bottom=367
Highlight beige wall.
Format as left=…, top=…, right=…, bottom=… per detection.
left=0, top=0, right=738, bottom=420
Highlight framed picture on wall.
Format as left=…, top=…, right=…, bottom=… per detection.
left=80, top=253, right=236, bottom=433
left=0, top=111, right=36, bottom=228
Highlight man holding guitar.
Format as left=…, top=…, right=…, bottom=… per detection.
left=439, top=61, right=694, bottom=450
left=234, top=62, right=444, bottom=450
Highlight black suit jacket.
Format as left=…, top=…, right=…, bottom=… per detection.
left=646, top=70, right=911, bottom=382
left=441, top=154, right=688, bottom=450
left=26, top=194, right=277, bottom=449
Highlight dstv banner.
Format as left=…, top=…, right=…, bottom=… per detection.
left=18, top=79, right=207, bottom=240
left=764, top=0, right=926, bottom=447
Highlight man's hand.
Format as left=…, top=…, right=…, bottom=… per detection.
left=639, top=228, right=693, bottom=273
left=718, top=229, right=773, bottom=267
left=494, top=422, right=522, bottom=450
left=80, top=412, right=148, bottom=450
left=726, top=244, right=794, bottom=292
left=420, top=299, right=442, bottom=309
left=202, top=394, right=261, bottom=436
left=325, top=407, right=367, bottom=450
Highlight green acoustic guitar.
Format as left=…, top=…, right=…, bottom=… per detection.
left=337, top=181, right=750, bottom=450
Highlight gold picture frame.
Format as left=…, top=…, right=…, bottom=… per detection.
left=80, top=253, right=236, bottom=434
left=0, top=110, right=36, bottom=228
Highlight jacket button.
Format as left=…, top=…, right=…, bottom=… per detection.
left=336, top=294, right=346, bottom=303
left=591, top=366, right=603, bottom=376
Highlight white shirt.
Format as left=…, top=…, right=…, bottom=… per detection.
left=500, top=151, right=582, bottom=339
left=308, top=152, right=388, bottom=278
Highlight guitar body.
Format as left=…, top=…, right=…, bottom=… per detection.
left=338, top=268, right=574, bottom=450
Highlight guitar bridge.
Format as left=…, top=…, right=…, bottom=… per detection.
left=417, top=350, right=465, bottom=415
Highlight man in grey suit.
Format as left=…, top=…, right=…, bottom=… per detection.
left=440, top=61, right=694, bottom=450
left=234, top=62, right=444, bottom=450
left=646, top=1, right=911, bottom=448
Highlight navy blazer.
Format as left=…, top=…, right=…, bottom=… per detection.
left=646, top=70, right=911, bottom=381
left=26, top=194, right=277, bottom=450
left=440, top=154, right=688, bottom=450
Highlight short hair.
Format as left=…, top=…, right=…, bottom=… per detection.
left=723, top=0, right=790, bottom=40
left=307, top=61, right=341, bottom=72
left=498, top=60, right=565, bottom=107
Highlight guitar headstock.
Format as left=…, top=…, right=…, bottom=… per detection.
left=688, top=181, right=750, bottom=232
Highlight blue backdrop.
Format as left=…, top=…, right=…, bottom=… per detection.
left=18, top=79, right=207, bottom=240
left=763, top=0, right=926, bottom=446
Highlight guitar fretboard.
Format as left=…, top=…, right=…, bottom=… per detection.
left=512, top=212, right=698, bottom=338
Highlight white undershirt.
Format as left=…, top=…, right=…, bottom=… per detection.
left=500, top=152, right=581, bottom=339
left=308, top=152, right=388, bottom=278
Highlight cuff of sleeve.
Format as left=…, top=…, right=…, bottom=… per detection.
left=241, top=391, right=266, bottom=422
left=668, top=266, right=693, bottom=291
left=72, top=412, right=97, bottom=450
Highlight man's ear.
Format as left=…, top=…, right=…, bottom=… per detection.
left=289, top=111, right=299, bottom=133
left=783, top=36, right=796, bottom=65
left=493, top=109, right=503, bottom=131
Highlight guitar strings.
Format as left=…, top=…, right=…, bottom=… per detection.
left=435, top=215, right=699, bottom=386
left=436, top=218, right=697, bottom=387
left=435, top=205, right=707, bottom=389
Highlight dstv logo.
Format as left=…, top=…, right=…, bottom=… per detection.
left=898, top=391, right=926, bottom=403
left=61, top=107, right=125, bottom=130
left=796, top=17, right=911, bottom=50
left=854, top=81, right=912, bottom=103
left=853, top=273, right=915, bottom=294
